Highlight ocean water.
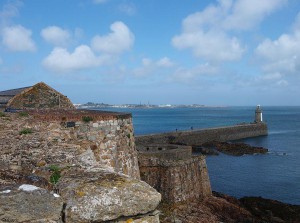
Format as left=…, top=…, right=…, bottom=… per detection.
left=96, top=106, right=300, bottom=205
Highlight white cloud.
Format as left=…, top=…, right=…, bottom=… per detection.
left=43, top=45, right=110, bottom=72
left=41, top=26, right=71, bottom=46
left=223, top=0, right=286, bottom=30
left=255, top=13, right=300, bottom=75
left=172, top=0, right=285, bottom=62
left=91, top=21, right=134, bottom=54
left=156, top=57, right=174, bottom=67
left=118, top=3, right=136, bottom=16
left=2, top=25, right=36, bottom=52
left=43, top=21, right=134, bottom=73
left=173, top=30, right=244, bottom=62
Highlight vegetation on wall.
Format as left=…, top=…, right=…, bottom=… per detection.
left=19, top=128, right=33, bottom=135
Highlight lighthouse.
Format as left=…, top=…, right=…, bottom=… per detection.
left=255, top=105, right=263, bottom=123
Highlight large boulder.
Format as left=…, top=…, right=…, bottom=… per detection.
left=58, top=168, right=161, bottom=223
left=0, top=184, right=63, bottom=223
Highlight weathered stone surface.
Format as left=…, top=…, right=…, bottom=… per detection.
left=57, top=169, right=161, bottom=223
left=138, top=145, right=211, bottom=203
left=0, top=184, right=63, bottom=223
left=109, top=210, right=160, bottom=223
left=0, top=111, right=140, bottom=180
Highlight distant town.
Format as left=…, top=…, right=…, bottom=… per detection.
left=74, top=102, right=226, bottom=109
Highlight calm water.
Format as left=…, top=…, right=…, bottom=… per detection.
left=96, top=106, right=300, bottom=205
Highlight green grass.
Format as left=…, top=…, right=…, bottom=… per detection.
left=0, top=112, right=5, bottom=117
left=82, top=116, right=93, bottom=123
left=49, top=165, right=61, bottom=184
left=19, top=128, right=33, bottom=135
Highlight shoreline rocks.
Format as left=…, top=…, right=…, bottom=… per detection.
left=214, top=191, right=300, bottom=223
left=201, top=141, right=268, bottom=156
left=158, top=191, right=300, bottom=223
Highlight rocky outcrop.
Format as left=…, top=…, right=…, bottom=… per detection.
left=0, top=184, right=63, bottom=223
left=202, top=141, right=268, bottom=156
left=158, top=196, right=254, bottom=223
left=58, top=168, right=161, bottom=223
left=240, top=196, right=300, bottom=223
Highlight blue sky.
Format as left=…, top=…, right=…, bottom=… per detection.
left=1, top=0, right=300, bottom=105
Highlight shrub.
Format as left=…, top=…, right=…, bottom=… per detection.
left=0, top=112, right=5, bottom=117
left=49, top=165, right=61, bottom=184
left=19, top=128, right=33, bottom=135
left=82, top=116, right=93, bottom=123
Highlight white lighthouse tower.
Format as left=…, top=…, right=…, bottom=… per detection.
left=255, top=105, right=263, bottom=123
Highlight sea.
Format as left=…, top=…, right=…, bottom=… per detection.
left=94, top=106, right=300, bottom=205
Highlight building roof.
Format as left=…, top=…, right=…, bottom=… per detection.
left=0, top=86, right=32, bottom=96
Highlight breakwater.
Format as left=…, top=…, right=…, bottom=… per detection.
left=136, top=123, right=268, bottom=145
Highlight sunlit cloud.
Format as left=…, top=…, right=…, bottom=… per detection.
left=2, top=25, right=36, bottom=52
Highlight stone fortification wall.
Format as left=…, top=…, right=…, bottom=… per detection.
left=138, top=145, right=211, bottom=203
left=0, top=111, right=163, bottom=222
left=137, top=144, right=192, bottom=161
left=0, top=110, right=140, bottom=179
left=136, top=123, right=268, bottom=146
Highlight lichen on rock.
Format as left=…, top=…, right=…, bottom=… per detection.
left=58, top=169, right=161, bottom=223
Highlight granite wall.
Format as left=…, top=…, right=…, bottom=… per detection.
left=0, top=110, right=162, bottom=222
left=138, top=145, right=211, bottom=203
left=0, top=110, right=140, bottom=179
left=136, top=123, right=268, bottom=146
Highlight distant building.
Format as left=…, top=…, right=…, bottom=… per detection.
left=0, top=82, right=75, bottom=110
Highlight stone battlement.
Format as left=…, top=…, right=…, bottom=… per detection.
left=137, top=144, right=192, bottom=161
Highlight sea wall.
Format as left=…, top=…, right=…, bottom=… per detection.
left=138, top=144, right=211, bottom=203
left=136, top=123, right=268, bottom=146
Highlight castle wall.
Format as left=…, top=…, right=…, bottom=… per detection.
left=0, top=111, right=163, bottom=222
left=138, top=145, right=211, bottom=203
left=136, top=123, right=268, bottom=146
left=0, top=110, right=140, bottom=179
